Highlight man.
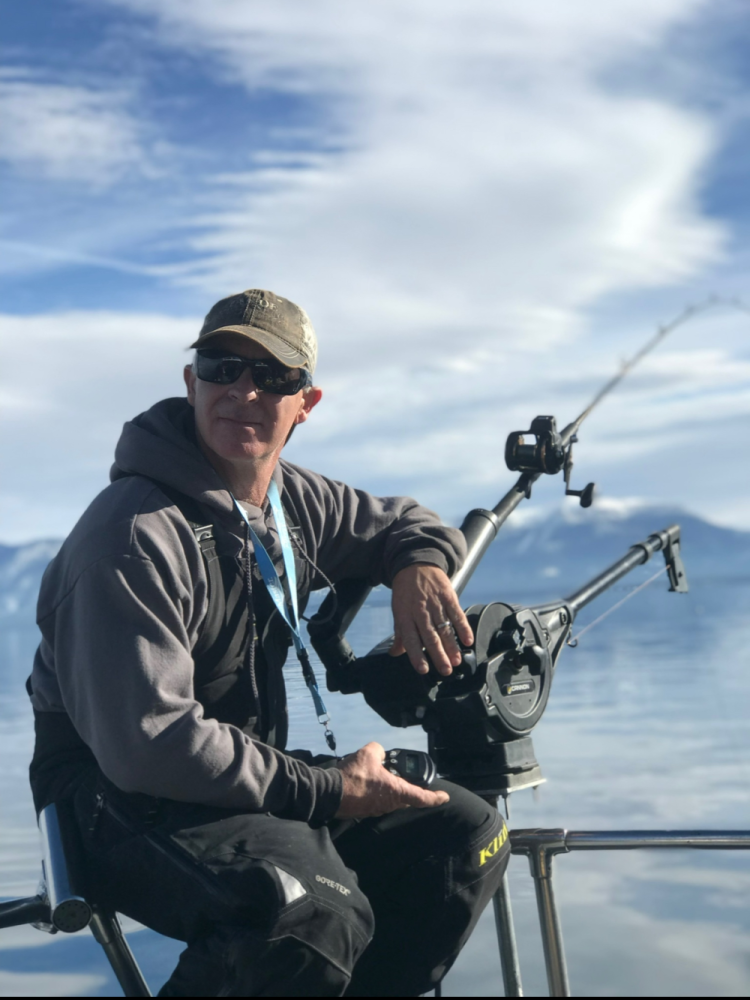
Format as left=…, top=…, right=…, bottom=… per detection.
left=28, top=289, right=509, bottom=996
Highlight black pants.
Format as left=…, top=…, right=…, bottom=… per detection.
left=73, top=773, right=509, bottom=997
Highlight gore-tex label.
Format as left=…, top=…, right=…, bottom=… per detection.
left=315, top=875, right=351, bottom=896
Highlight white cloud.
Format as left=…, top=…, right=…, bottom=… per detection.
left=3, top=1, right=748, bottom=538
left=93, top=0, right=724, bottom=357
left=0, top=71, right=148, bottom=184
left=1, top=302, right=748, bottom=545
left=0, top=311, right=196, bottom=541
left=99, top=1, right=709, bottom=88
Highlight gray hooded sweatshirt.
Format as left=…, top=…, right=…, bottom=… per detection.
left=30, top=398, right=467, bottom=825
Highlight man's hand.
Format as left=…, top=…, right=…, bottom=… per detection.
left=335, top=742, right=450, bottom=818
left=390, top=564, right=474, bottom=676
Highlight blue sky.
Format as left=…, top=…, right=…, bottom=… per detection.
left=1, top=0, right=749, bottom=541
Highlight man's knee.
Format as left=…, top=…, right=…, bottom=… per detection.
left=436, top=781, right=510, bottom=892
left=163, top=904, right=374, bottom=998
left=279, top=878, right=375, bottom=979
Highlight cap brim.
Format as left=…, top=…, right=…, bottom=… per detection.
left=190, top=326, right=311, bottom=370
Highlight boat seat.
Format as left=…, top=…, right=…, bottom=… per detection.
left=0, top=803, right=152, bottom=997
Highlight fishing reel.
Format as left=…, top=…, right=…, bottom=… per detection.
left=505, top=415, right=595, bottom=507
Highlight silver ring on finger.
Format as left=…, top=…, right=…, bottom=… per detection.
left=435, top=620, right=453, bottom=631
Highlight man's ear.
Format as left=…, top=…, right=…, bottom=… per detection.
left=184, top=365, right=197, bottom=406
left=294, top=386, right=323, bottom=426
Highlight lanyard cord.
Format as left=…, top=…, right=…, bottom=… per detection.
left=233, top=482, right=336, bottom=752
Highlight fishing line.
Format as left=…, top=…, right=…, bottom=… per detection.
left=564, top=296, right=750, bottom=440
left=567, top=565, right=669, bottom=647
left=561, top=295, right=750, bottom=646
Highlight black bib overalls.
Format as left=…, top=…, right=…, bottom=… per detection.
left=29, top=489, right=509, bottom=997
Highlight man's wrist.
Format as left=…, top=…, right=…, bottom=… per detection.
left=390, top=554, right=449, bottom=583
left=309, top=763, right=344, bottom=826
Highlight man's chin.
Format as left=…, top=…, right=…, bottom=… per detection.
left=222, top=444, right=271, bottom=462
left=197, top=425, right=279, bottom=472
left=215, top=423, right=265, bottom=447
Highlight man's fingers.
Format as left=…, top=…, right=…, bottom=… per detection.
left=401, top=628, right=429, bottom=674
left=361, top=741, right=386, bottom=760
left=391, top=626, right=454, bottom=676
left=390, top=564, right=476, bottom=675
left=390, top=566, right=474, bottom=677
left=436, top=623, right=463, bottom=667
left=418, top=618, right=454, bottom=676
left=445, top=596, right=474, bottom=648
left=396, top=616, right=463, bottom=676
left=384, top=766, right=451, bottom=808
left=391, top=614, right=431, bottom=673
left=335, top=740, right=449, bottom=818
left=393, top=780, right=450, bottom=809
left=389, top=635, right=406, bottom=657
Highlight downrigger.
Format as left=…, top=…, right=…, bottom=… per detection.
left=308, top=310, right=699, bottom=805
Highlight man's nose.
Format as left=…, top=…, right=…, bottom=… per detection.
left=228, top=368, right=259, bottom=399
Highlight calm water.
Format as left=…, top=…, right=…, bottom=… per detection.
left=1, top=576, right=749, bottom=997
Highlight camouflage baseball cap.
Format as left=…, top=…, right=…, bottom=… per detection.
left=191, top=289, right=318, bottom=373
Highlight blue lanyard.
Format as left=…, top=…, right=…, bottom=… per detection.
left=233, top=481, right=336, bottom=752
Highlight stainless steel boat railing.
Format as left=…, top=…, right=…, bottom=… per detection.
left=3, top=814, right=749, bottom=997
left=495, top=828, right=750, bottom=997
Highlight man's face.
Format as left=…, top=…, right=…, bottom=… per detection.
left=184, top=333, right=321, bottom=471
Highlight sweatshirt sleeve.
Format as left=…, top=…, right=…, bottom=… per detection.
left=284, top=464, right=468, bottom=587
left=44, top=546, right=342, bottom=824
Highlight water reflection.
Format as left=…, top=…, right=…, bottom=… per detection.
left=1, top=579, right=749, bottom=996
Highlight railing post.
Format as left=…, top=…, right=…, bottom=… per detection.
left=89, top=907, right=153, bottom=997
left=493, top=870, right=524, bottom=996
left=511, top=830, right=570, bottom=998
left=530, top=847, right=570, bottom=997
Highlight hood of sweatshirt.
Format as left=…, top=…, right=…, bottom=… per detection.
left=111, top=397, right=292, bottom=571
left=111, top=397, right=256, bottom=521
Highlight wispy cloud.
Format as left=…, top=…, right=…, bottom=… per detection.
left=98, top=0, right=710, bottom=90
left=93, top=0, right=725, bottom=348
left=0, top=70, right=150, bottom=185
left=0, top=239, right=165, bottom=276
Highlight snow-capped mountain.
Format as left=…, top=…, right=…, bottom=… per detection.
left=460, top=499, right=750, bottom=604
left=1, top=501, right=748, bottom=626
left=0, top=540, right=61, bottom=625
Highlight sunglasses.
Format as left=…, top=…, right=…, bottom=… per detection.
left=195, top=350, right=313, bottom=396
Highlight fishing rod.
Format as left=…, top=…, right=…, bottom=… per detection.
left=307, top=297, right=740, bottom=801
left=452, top=297, right=736, bottom=595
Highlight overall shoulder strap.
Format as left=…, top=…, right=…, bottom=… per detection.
left=280, top=489, right=303, bottom=537
left=151, top=483, right=229, bottom=658
left=155, top=484, right=217, bottom=555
